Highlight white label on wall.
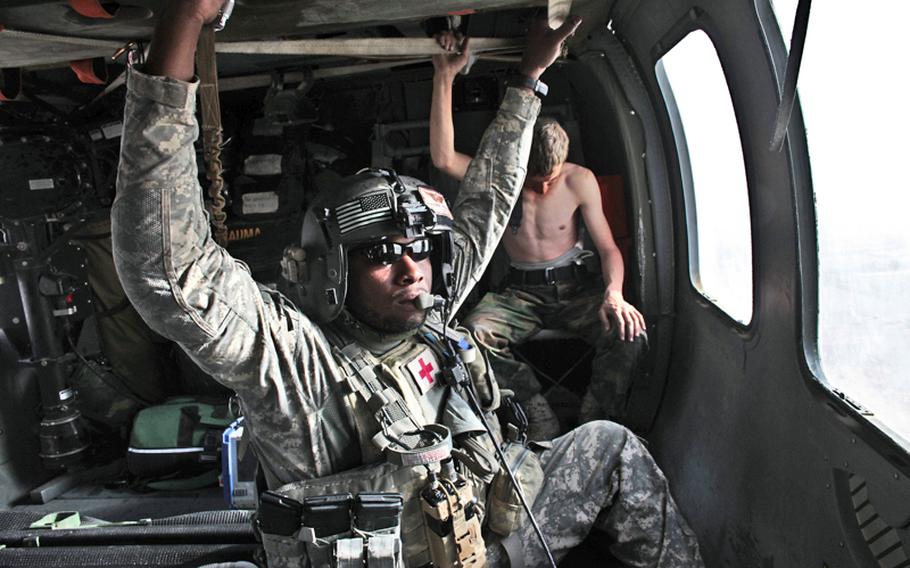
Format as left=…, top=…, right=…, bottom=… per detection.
left=242, top=191, right=280, bottom=215
left=101, top=121, right=123, bottom=139
left=243, top=154, right=283, bottom=176
left=252, top=118, right=284, bottom=137
left=29, top=178, right=54, bottom=191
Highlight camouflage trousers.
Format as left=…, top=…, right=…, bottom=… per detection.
left=464, top=276, right=645, bottom=438
left=485, top=421, right=704, bottom=567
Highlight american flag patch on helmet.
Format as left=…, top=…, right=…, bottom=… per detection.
left=336, top=192, right=394, bottom=234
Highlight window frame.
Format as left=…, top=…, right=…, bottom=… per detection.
left=757, top=0, right=910, bottom=455
left=655, top=28, right=756, bottom=328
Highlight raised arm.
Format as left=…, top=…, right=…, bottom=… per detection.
left=576, top=168, right=646, bottom=341
left=446, top=16, right=582, bottom=316
left=430, top=34, right=473, bottom=181
left=144, top=0, right=223, bottom=80
left=112, top=0, right=312, bottom=386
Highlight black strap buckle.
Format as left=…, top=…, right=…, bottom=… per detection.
left=499, top=396, right=529, bottom=444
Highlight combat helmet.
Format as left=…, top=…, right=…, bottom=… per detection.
left=278, top=168, right=455, bottom=323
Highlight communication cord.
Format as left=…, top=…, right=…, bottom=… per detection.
left=440, top=301, right=556, bottom=568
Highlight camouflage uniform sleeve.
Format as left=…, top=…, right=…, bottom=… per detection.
left=111, top=69, right=379, bottom=482
left=111, top=68, right=309, bottom=387
left=448, top=87, right=540, bottom=316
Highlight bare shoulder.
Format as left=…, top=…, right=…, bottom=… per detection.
left=562, top=163, right=599, bottom=193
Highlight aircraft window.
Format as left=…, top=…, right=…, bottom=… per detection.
left=773, top=0, right=910, bottom=443
left=656, top=31, right=754, bottom=324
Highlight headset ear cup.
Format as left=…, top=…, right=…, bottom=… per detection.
left=432, top=232, right=456, bottom=300
left=291, top=208, right=348, bottom=322
left=317, top=239, right=347, bottom=322
left=294, top=168, right=455, bottom=321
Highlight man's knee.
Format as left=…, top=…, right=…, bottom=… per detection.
left=576, top=419, right=630, bottom=445
left=559, top=420, right=633, bottom=461
left=590, top=331, right=647, bottom=397
left=597, top=327, right=647, bottom=354
left=629, top=331, right=647, bottom=352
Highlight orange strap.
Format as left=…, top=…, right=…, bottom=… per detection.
left=69, top=58, right=107, bottom=85
left=67, top=0, right=117, bottom=19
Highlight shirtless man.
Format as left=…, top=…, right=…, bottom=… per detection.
left=431, top=33, right=647, bottom=439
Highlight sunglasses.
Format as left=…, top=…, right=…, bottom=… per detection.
left=355, top=238, right=433, bottom=265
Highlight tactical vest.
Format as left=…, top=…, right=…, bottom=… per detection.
left=259, top=322, right=504, bottom=568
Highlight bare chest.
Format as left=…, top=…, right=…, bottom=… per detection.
left=503, top=184, right=582, bottom=262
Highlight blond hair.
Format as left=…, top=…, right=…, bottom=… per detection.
left=528, top=117, right=569, bottom=177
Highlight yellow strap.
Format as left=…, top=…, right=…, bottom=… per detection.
left=30, top=511, right=83, bottom=530
left=29, top=511, right=151, bottom=530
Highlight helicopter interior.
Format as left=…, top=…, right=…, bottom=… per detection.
left=1, top=0, right=909, bottom=566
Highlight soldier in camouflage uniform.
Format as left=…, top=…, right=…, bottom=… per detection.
left=111, top=1, right=703, bottom=566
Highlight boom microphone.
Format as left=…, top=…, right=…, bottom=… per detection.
left=415, top=292, right=444, bottom=310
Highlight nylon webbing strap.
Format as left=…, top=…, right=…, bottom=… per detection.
left=216, top=37, right=522, bottom=57
left=69, top=57, right=107, bottom=85
left=29, top=511, right=152, bottom=530
left=334, top=343, right=452, bottom=466
left=382, top=424, right=452, bottom=467
left=769, top=0, right=812, bottom=152
left=195, top=26, right=229, bottom=247
left=366, top=535, right=398, bottom=567
left=439, top=477, right=484, bottom=567
left=336, top=344, right=423, bottom=449
left=337, top=345, right=387, bottom=401
left=335, top=537, right=365, bottom=566
left=67, top=0, right=117, bottom=19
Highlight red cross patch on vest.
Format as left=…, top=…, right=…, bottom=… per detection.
left=404, top=348, right=441, bottom=396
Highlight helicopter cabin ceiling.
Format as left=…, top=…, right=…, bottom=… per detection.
left=0, top=0, right=612, bottom=72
